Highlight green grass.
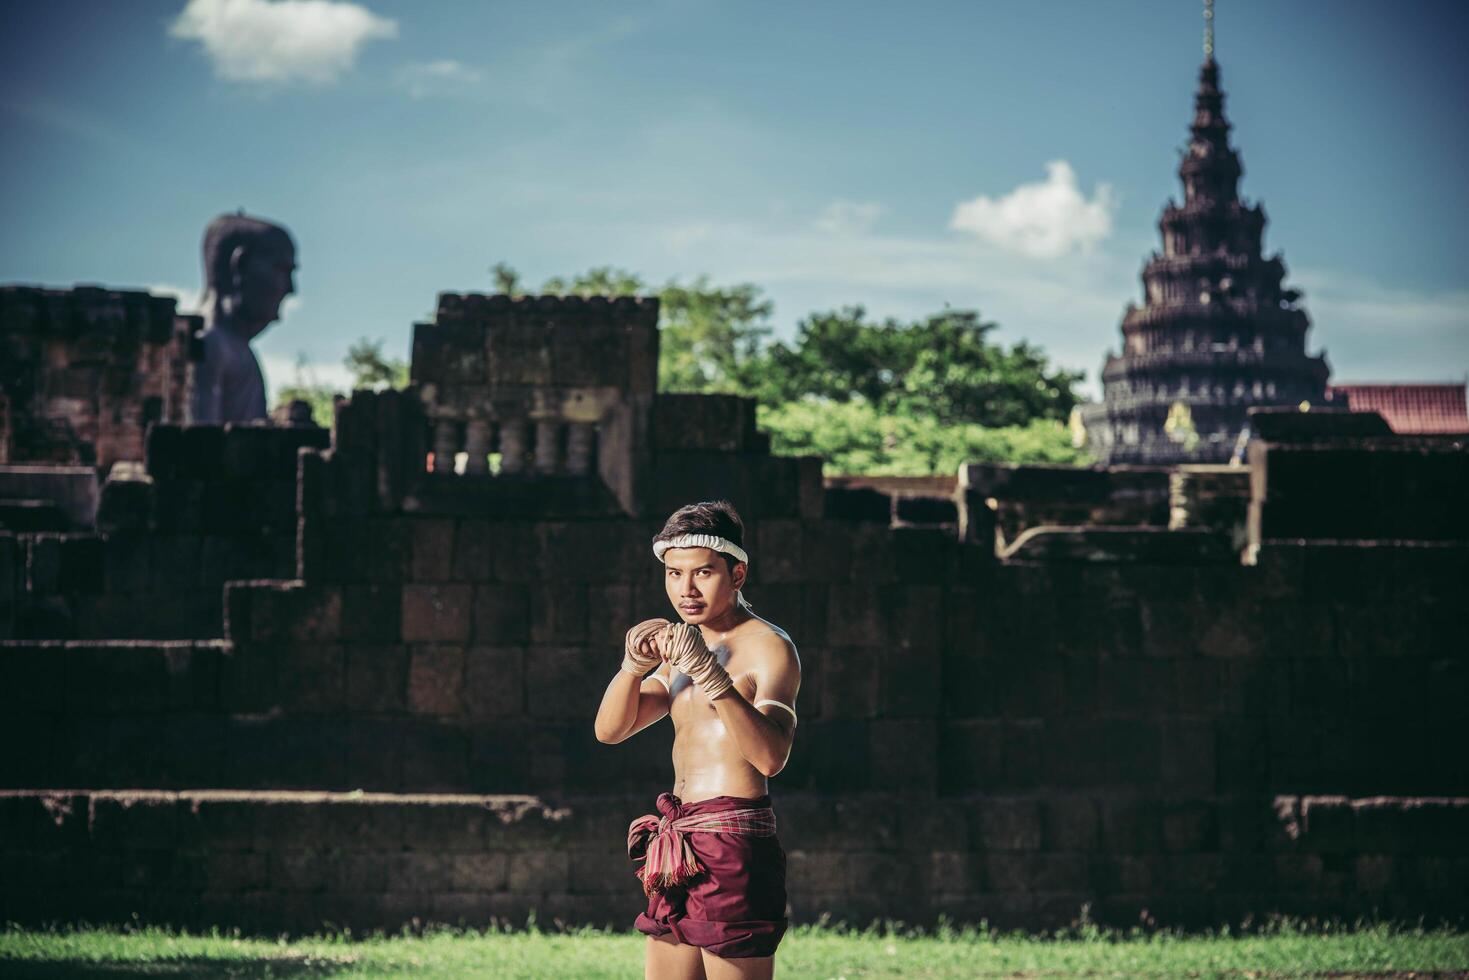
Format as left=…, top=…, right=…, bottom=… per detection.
left=2, top=915, right=1466, bottom=978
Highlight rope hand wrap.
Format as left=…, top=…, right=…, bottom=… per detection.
left=661, top=623, right=734, bottom=701
left=622, top=618, right=670, bottom=676
left=627, top=793, right=777, bottom=896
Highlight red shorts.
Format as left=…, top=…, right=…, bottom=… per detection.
left=633, top=793, right=789, bottom=958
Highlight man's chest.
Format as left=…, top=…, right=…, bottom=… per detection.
left=668, top=650, right=757, bottom=723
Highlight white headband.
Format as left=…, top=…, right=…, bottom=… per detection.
left=652, top=533, right=749, bottom=565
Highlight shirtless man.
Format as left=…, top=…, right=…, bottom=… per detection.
left=594, top=500, right=801, bottom=980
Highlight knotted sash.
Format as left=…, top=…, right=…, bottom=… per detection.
left=627, top=792, right=777, bottom=897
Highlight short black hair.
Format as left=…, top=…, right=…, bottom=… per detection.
left=653, top=499, right=745, bottom=572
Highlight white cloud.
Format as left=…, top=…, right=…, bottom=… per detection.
left=395, top=60, right=483, bottom=99
left=169, top=0, right=397, bottom=84
left=950, top=160, right=1115, bottom=259
left=815, top=200, right=883, bottom=235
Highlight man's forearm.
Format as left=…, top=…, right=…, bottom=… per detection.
left=593, top=668, right=644, bottom=743
left=713, top=692, right=789, bottom=777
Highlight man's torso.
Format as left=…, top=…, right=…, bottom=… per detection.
left=665, top=619, right=791, bottom=804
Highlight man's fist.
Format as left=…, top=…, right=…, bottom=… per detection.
left=621, top=618, right=669, bottom=676
left=660, top=623, right=734, bottom=701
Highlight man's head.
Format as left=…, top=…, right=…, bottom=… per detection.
left=201, top=212, right=296, bottom=338
left=653, top=500, right=748, bottom=625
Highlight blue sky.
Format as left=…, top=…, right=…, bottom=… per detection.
left=2, top=0, right=1465, bottom=400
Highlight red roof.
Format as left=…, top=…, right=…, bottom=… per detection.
left=1325, top=383, right=1469, bottom=434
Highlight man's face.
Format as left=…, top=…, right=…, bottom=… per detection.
left=236, top=238, right=297, bottom=337
left=663, top=546, right=744, bottom=625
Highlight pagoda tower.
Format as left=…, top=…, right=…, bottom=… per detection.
left=1081, top=3, right=1329, bottom=464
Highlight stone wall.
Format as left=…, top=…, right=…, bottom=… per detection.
left=2, top=790, right=1464, bottom=933
left=1, top=423, right=327, bottom=639
left=0, top=285, right=196, bottom=470
left=2, top=292, right=1466, bottom=933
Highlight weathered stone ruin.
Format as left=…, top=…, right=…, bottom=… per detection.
left=1, top=290, right=1466, bottom=934
left=0, top=285, right=196, bottom=471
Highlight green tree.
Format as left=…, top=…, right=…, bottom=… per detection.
left=344, top=338, right=409, bottom=391
left=754, top=307, right=1082, bottom=427
left=758, top=399, right=1088, bottom=475
left=491, top=263, right=772, bottom=395
left=275, top=353, right=340, bottom=428
left=658, top=278, right=771, bottom=393
left=540, top=266, right=645, bottom=298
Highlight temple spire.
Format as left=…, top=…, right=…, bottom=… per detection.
left=1077, top=0, right=1329, bottom=465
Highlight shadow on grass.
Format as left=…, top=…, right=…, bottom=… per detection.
left=0, top=958, right=346, bottom=978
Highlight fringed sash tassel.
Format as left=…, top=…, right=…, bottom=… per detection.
left=627, top=799, right=777, bottom=897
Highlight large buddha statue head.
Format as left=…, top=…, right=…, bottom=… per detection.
left=200, top=212, right=297, bottom=340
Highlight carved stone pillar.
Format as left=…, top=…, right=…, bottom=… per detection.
left=499, top=419, right=527, bottom=474
left=565, top=422, right=594, bottom=476
left=431, top=419, right=459, bottom=474
left=463, top=419, right=491, bottom=475
left=534, top=419, right=560, bottom=474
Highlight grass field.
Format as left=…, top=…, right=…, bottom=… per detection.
left=2, top=916, right=1467, bottom=978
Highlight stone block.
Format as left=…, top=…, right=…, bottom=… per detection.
left=819, top=645, right=879, bottom=719
left=329, top=852, right=389, bottom=893
left=463, top=646, right=524, bottom=717
left=204, top=851, right=268, bottom=892
left=342, top=720, right=406, bottom=789
left=937, top=720, right=1004, bottom=793
left=450, top=852, right=509, bottom=892
left=277, top=643, right=345, bottom=713
left=803, top=721, right=870, bottom=793
left=525, top=646, right=604, bottom=720
left=584, top=584, right=634, bottom=651
left=802, top=521, right=854, bottom=583
left=1160, top=720, right=1216, bottom=795
left=409, top=517, right=456, bottom=581
left=868, top=719, right=937, bottom=792
left=388, top=851, right=459, bottom=891
left=928, top=850, right=983, bottom=894
left=408, top=645, right=465, bottom=715
left=896, top=799, right=970, bottom=853
left=529, top=584, right=587, bottom=643
left=537, top=522, right=643, bottom=585
left=985, top=853, right=1091, bottom=894
left=1084, top=718, right=1163, bottom=787
left=469, top=584, right=531, bottom=644
left=248, top=583, right=343, bottom=642
left=87, top=795, right=177, bottom=849
left=1043, top=797, right=1100, bottom=852
left=402, top=584, right=472, bottom=643
left=341, top=584, right=402, bottom=643
left=972, top=798, right=1043, bottom=852
left=1161, top=801, right=1217, bottom=852
left=393, top=720, right=471, bottom=791
left=65, top=643, right=170, bottom=713
left=508, top=851, right=570, bottom=892
left=653, top=394, right=757, bottom=452
left=1099, top=798, right=1162, bottom=853
left=1098, top=659, right=1175, bottom=717
left=270, top=850, right=329, bottom=892
left=345, top=644, right=407, bottom=713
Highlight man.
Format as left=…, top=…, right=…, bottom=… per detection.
left=192, top=212, right=297, bottom=423
left=594, top=500, right=801, bottom=980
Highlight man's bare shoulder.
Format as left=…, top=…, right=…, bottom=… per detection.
left=739, top=619, right=800, bottom=672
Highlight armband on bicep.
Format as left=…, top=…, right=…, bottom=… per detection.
left=754, top=699, right=797, bottom=725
